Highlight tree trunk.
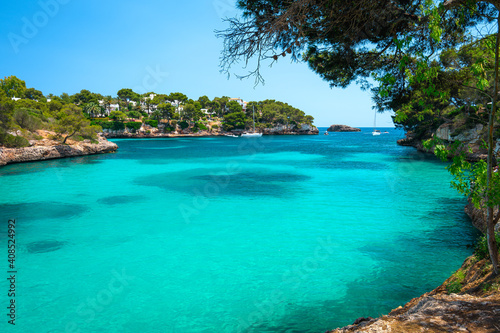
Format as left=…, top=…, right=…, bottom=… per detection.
left=62, top=130, right=77, bottom=144
left=486, top=12, right=500, bottom=275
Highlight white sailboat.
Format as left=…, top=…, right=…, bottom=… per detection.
left=241, top=106, right=262, bottom=137
left=372, top=111, right=381, bottom=136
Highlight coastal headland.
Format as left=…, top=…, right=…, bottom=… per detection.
left=0, top=76, right=319, bottom=166
left=0, top=130, right=117, bottom=166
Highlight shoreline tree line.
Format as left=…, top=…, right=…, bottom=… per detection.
left=0, top=76, right=315, bottom=147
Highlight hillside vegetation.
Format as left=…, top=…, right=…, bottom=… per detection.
left=0, top=76, right=315, bottom=146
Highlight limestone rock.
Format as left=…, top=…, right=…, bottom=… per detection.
left=328, top=256, right=500, bottom=333
left=0, top=134, right=118, bottom=166
left=261, top=124, right=319, bottom=135
left=327, top=125, right=361, bottom=132
left=465, top=199, right=500, bottom=233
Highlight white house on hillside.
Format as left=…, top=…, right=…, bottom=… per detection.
left=98, top=100, right=120, bottom=115
left=229, top=97, right=248, bottom=112
left=140, top=94, right=158, bottom=114
left=201, top=108, right=216, bottom=117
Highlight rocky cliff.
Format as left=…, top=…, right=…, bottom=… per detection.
left=0, top=133, right=118, bottom=166
left=262, top=124, right=319, bottom=135
left=465, top=200, right=500, bottom=234
left=327, top=124, right=361, bottom=132
left=397, top=122, right=494, bottom=162
left=329, top=256, right=500, bottom=333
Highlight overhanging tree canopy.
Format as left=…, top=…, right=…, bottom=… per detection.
left=217, top=0, right=494, bottom=87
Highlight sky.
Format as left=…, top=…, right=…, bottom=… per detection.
left=0, top=0, right=395, bottom=127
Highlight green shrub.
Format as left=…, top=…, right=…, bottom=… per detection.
left=446, top=280, right=462, bottom=294
left=125, top=122, right=141, bottom=132
left=474, top=233, right=500, bottom=260
left=179, top=120, right=189, bottom=129
left=144, top=120, right=158, bottom=128
left=96, top=121, right=125, bottom=131
left=13, top=108, right=42, bottom=132
left=197, top=122, right=208, bottom=131
left=127, top=111, right=142, bottom=119
left=446, top=270, right=465, bottom=294
left=192, top=122, right=207, bottom=132
left=211, top=124, right=219, bottom=129
left=3, top=134, right=30, bottom=148
left=90, top=120, right=105, bottom=126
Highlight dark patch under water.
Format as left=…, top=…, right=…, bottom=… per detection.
left=26, top=240, right=67, bottom=254
left=97, top=195, right=145, bottom=205
left=0, top=202, right=87, bottom=221
left=134, top=170, right=311, bottom=198
left=191, top=172, right=311, bottom=183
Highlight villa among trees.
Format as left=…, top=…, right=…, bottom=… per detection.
left=0, top=76, right=315, bottom=147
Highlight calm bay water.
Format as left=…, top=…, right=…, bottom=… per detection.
left=0, top=127, right=479, bottom=332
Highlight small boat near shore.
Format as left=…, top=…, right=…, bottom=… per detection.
left=241, top=132, right=262, bottom=137
left=241, top=106, right=262, bottom=138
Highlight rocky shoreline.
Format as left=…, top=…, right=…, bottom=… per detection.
left=396, top=136, right=489, bottom=162
left=329, top=255, right=500, bottom=333
left=103, top=125, right=319, bottom=138
left=0, top=134, right=118, bottom=166
left=0, top=126, right=318, bottom=166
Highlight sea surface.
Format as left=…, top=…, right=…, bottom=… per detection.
left=0, top=127, right=480, bottom=333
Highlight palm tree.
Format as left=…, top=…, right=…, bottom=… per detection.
left=84, top=102, right=101, bottom=120
left=102, top=96, right=113, bottom=116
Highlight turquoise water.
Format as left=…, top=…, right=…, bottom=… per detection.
left=0, top=127, right=479, bottom=333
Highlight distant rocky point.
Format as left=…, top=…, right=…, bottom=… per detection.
left=327, top=125, right=361, bottom=132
